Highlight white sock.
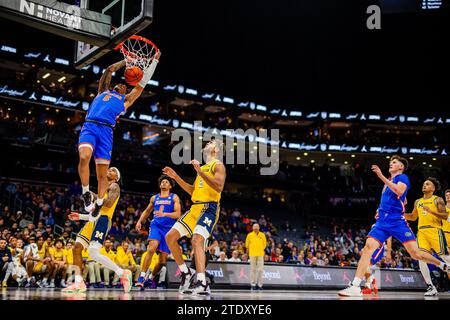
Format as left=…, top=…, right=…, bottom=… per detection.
left=366, top=275, right=373, bottom=288
left=96, top=198, right=104, bottom=206
left=179, top=264, right=188, bottom=273
left=440, top=255, right=450, bottom=266
left=351, top=277, right=362, bottom=287
left=149, top=273, right=154, bottom=280
left=140, top=271, right=146, bottom=278
left=75, top=275, right=83, bottom=284
left=419, top=260, right=433, bottom=285
left=438, top=262, right=446, bottom=270
left=158, top=266, right=167, bottom=284
left=197, top=272, right=206, bottom=285
left=43, top=277, right=48, bottom=283
left=82, top=185, right=89, bottom=194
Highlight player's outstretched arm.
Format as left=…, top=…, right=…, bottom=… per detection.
left=162, top=167, right=194, bottom=195
left=136, top=196, right=155, bottom=232
left=371, top=165, right=407, bottom=197
left=191, top=160, right=226, bottom=193
left=124, top=50, right=161, bottom=109
left=98, top=60, right=126, bottom=95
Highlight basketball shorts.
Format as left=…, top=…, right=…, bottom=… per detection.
left=76, top=220, right=96, bottom=249
left=91, top=215, right=112, bottom=245
left=417, top=227, right=448, bottom=255
left=445, top=231, right=450, bottom=251
left=33, top=261, right=47, bottom=273
left=370, top=244, right=385, bottom=265
left=148, top=222, right=173, bottom=254
left=173, top=202, right=220, bottom=239
left=78, top=121, right=113, bottom=164
left=368, top=220, right=416, bottom=245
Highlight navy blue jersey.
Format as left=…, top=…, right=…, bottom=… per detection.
left=378, top=173, right=410, bottom=222
left=86, top=90, right=125, bottom=126
left=152, top=193, right=177, bottom=227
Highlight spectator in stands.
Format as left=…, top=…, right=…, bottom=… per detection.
left=0, top=239, right=13, bottom=286
left=218, top=252, right=227, bottom=262
left=227, top=250, right=241, bottom=262
left=245, top=223, right=266, bottom=291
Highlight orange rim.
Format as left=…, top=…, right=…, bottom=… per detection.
left=114, top=35, right=159, bottom=53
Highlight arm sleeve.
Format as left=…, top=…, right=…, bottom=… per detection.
left=138, top=59, right=159, bottom=87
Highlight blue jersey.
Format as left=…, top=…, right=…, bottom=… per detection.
left=377, top=173, right=410, bottom=222
left=152, top=193, right=177, bottom=227
left=86, top=90, right=125, bottom=126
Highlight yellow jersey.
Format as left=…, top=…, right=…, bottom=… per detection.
left=82, top=248, right=94, bottom=262
left=191, top=159, right=222, bottom=203
left=100, top=188, right=120, bottom=220
left=417, top=195, right=442, bottom=229
left=100, top=247, right=116, bottom=262
left=442, top=207, right=450, bottom=233
left=52, top=248, right=65, bottom=261
left=64, top=248, right=73, bottom=265
left=37, top=245, right=47, bottom=259
left=115, top=246, right=136, bottom=267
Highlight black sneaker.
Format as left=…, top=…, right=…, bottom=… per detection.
left=81, top=191, right=94, bottom=212
left=179, top=270, right=193, bottom=293
left=191, top=280, right=211, bottom=295
left=89, top=202, right=103, bottom=221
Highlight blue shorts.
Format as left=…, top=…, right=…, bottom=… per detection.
left=78, top=121, right=113, bottom=164
left=148, top=222, right=173, bottom=254
left=91, top=215, right=111, bottom=245
left=370, top=244, right=385, bottom=265
left=368, top=220, right=415, bottom=245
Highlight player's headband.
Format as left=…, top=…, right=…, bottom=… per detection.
left=110, top=167, right=121, bottom=182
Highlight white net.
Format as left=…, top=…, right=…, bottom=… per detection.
left=119, top=36, right=157, bottom=71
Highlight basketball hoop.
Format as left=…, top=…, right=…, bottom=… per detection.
left=115, top=35, right=158, bottom=70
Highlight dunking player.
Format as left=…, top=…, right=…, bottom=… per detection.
left=78, top=51, right=161, bottom=219
left=164, top=140, right=226, bottom=295
left=135, top=175, right=181, bottom=289
left=64, top=167, right=133, bottom=293
left=339, top=155, right=450, bottom=296
left=403, top=178, right=450, bottom=296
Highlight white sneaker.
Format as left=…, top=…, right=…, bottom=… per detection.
left=424, top=284, right=438, bottom=296
left=190, top=280, right=211, bottom=295
left=338, top=285, right=362, bottom=297
left=179, top=271, right=193, bottom=294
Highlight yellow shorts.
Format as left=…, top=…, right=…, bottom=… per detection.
left=445, top=231, right=450, bottom=250
left=174, top=202, right=220, bottom=238
left=33, top=262, right=46, bottom=273
left=417, top=228, right=447, bottom=255
left=76, top=221, right=96, bottom=248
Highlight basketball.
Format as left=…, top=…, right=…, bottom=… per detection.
left=124, top=66, right=143, bottom=86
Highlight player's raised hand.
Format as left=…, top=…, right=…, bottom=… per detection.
left=191, top=159, right=202, bottom=174
left=371, top=165, right=382, bottom=176
left=162, top=166, right=178, bottom=179
left=68, top=212, right=80, bottom=221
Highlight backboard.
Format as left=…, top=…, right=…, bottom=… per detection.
left=74, top=0, right=154, bottom=69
